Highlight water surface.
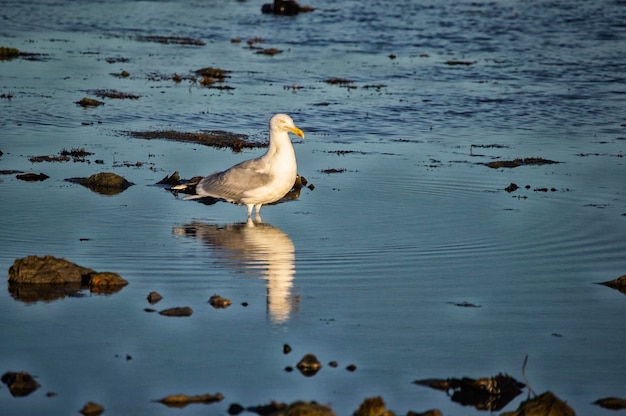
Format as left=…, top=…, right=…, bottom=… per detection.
left=1, top=0, right=625, bottom=415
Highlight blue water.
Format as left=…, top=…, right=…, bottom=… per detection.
left=1, top=0, right=626, bottom=415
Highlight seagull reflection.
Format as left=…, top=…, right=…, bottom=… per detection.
left=174, top=220, right=297, bottom=323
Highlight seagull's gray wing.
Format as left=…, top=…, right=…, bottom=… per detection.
left=196, top=158, right=272, bottom=203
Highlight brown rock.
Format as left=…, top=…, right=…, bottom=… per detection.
left=501, top=391, right=575, bottom=416
left=353, top=397, right=395, bottom=416
left=272, top=401, right=335, bottom=416
left=147, top=291, right=163, bottom=304
left=79, top=401, right=105, bottom=415
left=1, top=371, right=40, bottom=397
left=209, top=294, right=232, bottom=308
left=159, top=307, right=193, bottom=317
left=296, top=354, right=322, bottom=377
left=8, top=255, right=95, bottom=284
left=156, top=392, right=223, bottom=408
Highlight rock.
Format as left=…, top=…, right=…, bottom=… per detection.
left=407, top=410, right=443, bottom=416
left=159, top=306, right=193, bottom=317
left=8, top=255, right=95, bottom=284
left=283, top=343, right=292, bottom=354
left=1, top=371, right=40, bottom=397
left=353, top=397, right=395, bottom=416
left=147, top=291, right=163, bottom=304
left=156, top=392, right=224, bottom=408
left=296, top=353, right=322, bottom=377
left=209, top=294, right=232, bottom=308
left=16, top=172, right=49, bottom=181
left=76, top=97, right=105, bottom=108
left=501, top=391, right=575, bottom=416
left=66, top=172, right=133, bottom=195
left=261, top=0, right=315, bottom=15
left=273, top=401, right=336, bottom=416
left=228, top=403, right=246, bottom=415
left=598, top=275, right=626, bottom=294
left=79, top=401, right=105, bottom=415
left=88, top=271, right=129, bottom=290
left=594, top=397, right=626, bottom=410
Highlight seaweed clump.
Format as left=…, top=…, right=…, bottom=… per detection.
left=128, top=130, right=263, bottom=153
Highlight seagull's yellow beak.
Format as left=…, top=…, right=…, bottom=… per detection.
left=289, top=126, right=305, bottom=138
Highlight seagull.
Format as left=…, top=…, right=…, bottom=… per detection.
left=184, top=114, right=304, bottom=219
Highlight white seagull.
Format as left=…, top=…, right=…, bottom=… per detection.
left=185, top=113, right=304, bottom=219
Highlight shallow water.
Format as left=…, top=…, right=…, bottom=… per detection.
left=1, top=0, right=626, bottom=414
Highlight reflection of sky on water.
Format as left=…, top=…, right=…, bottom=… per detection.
left=174, top=220, right=297, bottom=324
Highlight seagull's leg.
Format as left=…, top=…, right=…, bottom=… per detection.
left=255, top=204, right=263, bottom=222
left=246, top=204, right=254, bottom=218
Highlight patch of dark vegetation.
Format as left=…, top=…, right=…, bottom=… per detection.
left=146, top=72, right=195, bottom=82
left=0, top=46, right=48, bottom=61
left=16, top=172, right=49, bottom=181
left=484, top=157, right=560, bottom=169
left=1, top=92, right=14, bottom=100
left=194, top=66, right=230, bottom=80
left=504, top=183, right=519, bottom=193
left=362, top=84, right=386, bottom=91
left=414, top=373, right=524, bottom=411
left=261, top=0, right=315, bottom=15
left=128, top=130, right=262, bottom=153
left=447, top=301, right=481, bottom=308
left=320, top=168, right=347, bottom=174
left=76, top=97, right=105, bottom=107
left=325, top=149, right=370, bottom=156
left=105, top=56, right=129, bottom=64
left=445, top=60, right=475, bottom=66
left=324, top=77, right=357, bottom=89
left=0, top=170, right=23, bottom=175
left=90, top=89, right=140, bottom=99
left=256, top=48, right=283, bottom=55
left=30, top=147, right=94, bottom=163
left=135, top=35, right=205, bottom=45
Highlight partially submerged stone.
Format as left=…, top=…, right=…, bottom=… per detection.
left=414, top=373, right=525, bottom=411
left=79, top=401, right=105, bottom=416
left=501, top=391, right=575, bottom=416
left=598, top=275, right=626, bottom=294
left=296, top=353, right=322, bottom=377
left=16, top=172, right=49, bottom=181
left=76, top=97, right=104, bottom=108
left=66, top=172, right=133, bottom=195
left=272, top=401, right=335, bottom=416
left=353, top=397, right=394, bottom=416
left=209, top=294, right=232, bottom=309
left=1, top=371, right=40, bottom=397
left=7, top=255, right=128, bottom=302
left=156, top=392, right=223, bottom=408
left=147, top=291, right=163, bottom=304
left=159, top=306, right=193, bottom=317
left=594, top=397, right=626, bottom=410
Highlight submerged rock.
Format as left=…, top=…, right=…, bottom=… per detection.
left=1, top=371, right=40, bottom=397
left=594, top=397, right=626, bottom=410
left=273, top=401, right=335, bottom=416
left=16, top=172, right=49, bottom=181
left=261, top=0, right=315, bottom=15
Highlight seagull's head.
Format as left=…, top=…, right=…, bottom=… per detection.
left=270, top=113, right=305, bottom=139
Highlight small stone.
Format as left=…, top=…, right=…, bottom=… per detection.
left=228, top=403, right=245, bottom=415
left=159, top=307, right=193, bottom=317
left=209, top=294, right=232, bottom=309
left=283, top=343, right=292, bottom=354
left=296, top=354, right=322, bottom=377
left=79, top=401, right=105, bottom=416
left=346, top=364, right=357, bottom=372
left=147, top=291, right=163, bottom=304
left=353, top=397, right=394, bottom=416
